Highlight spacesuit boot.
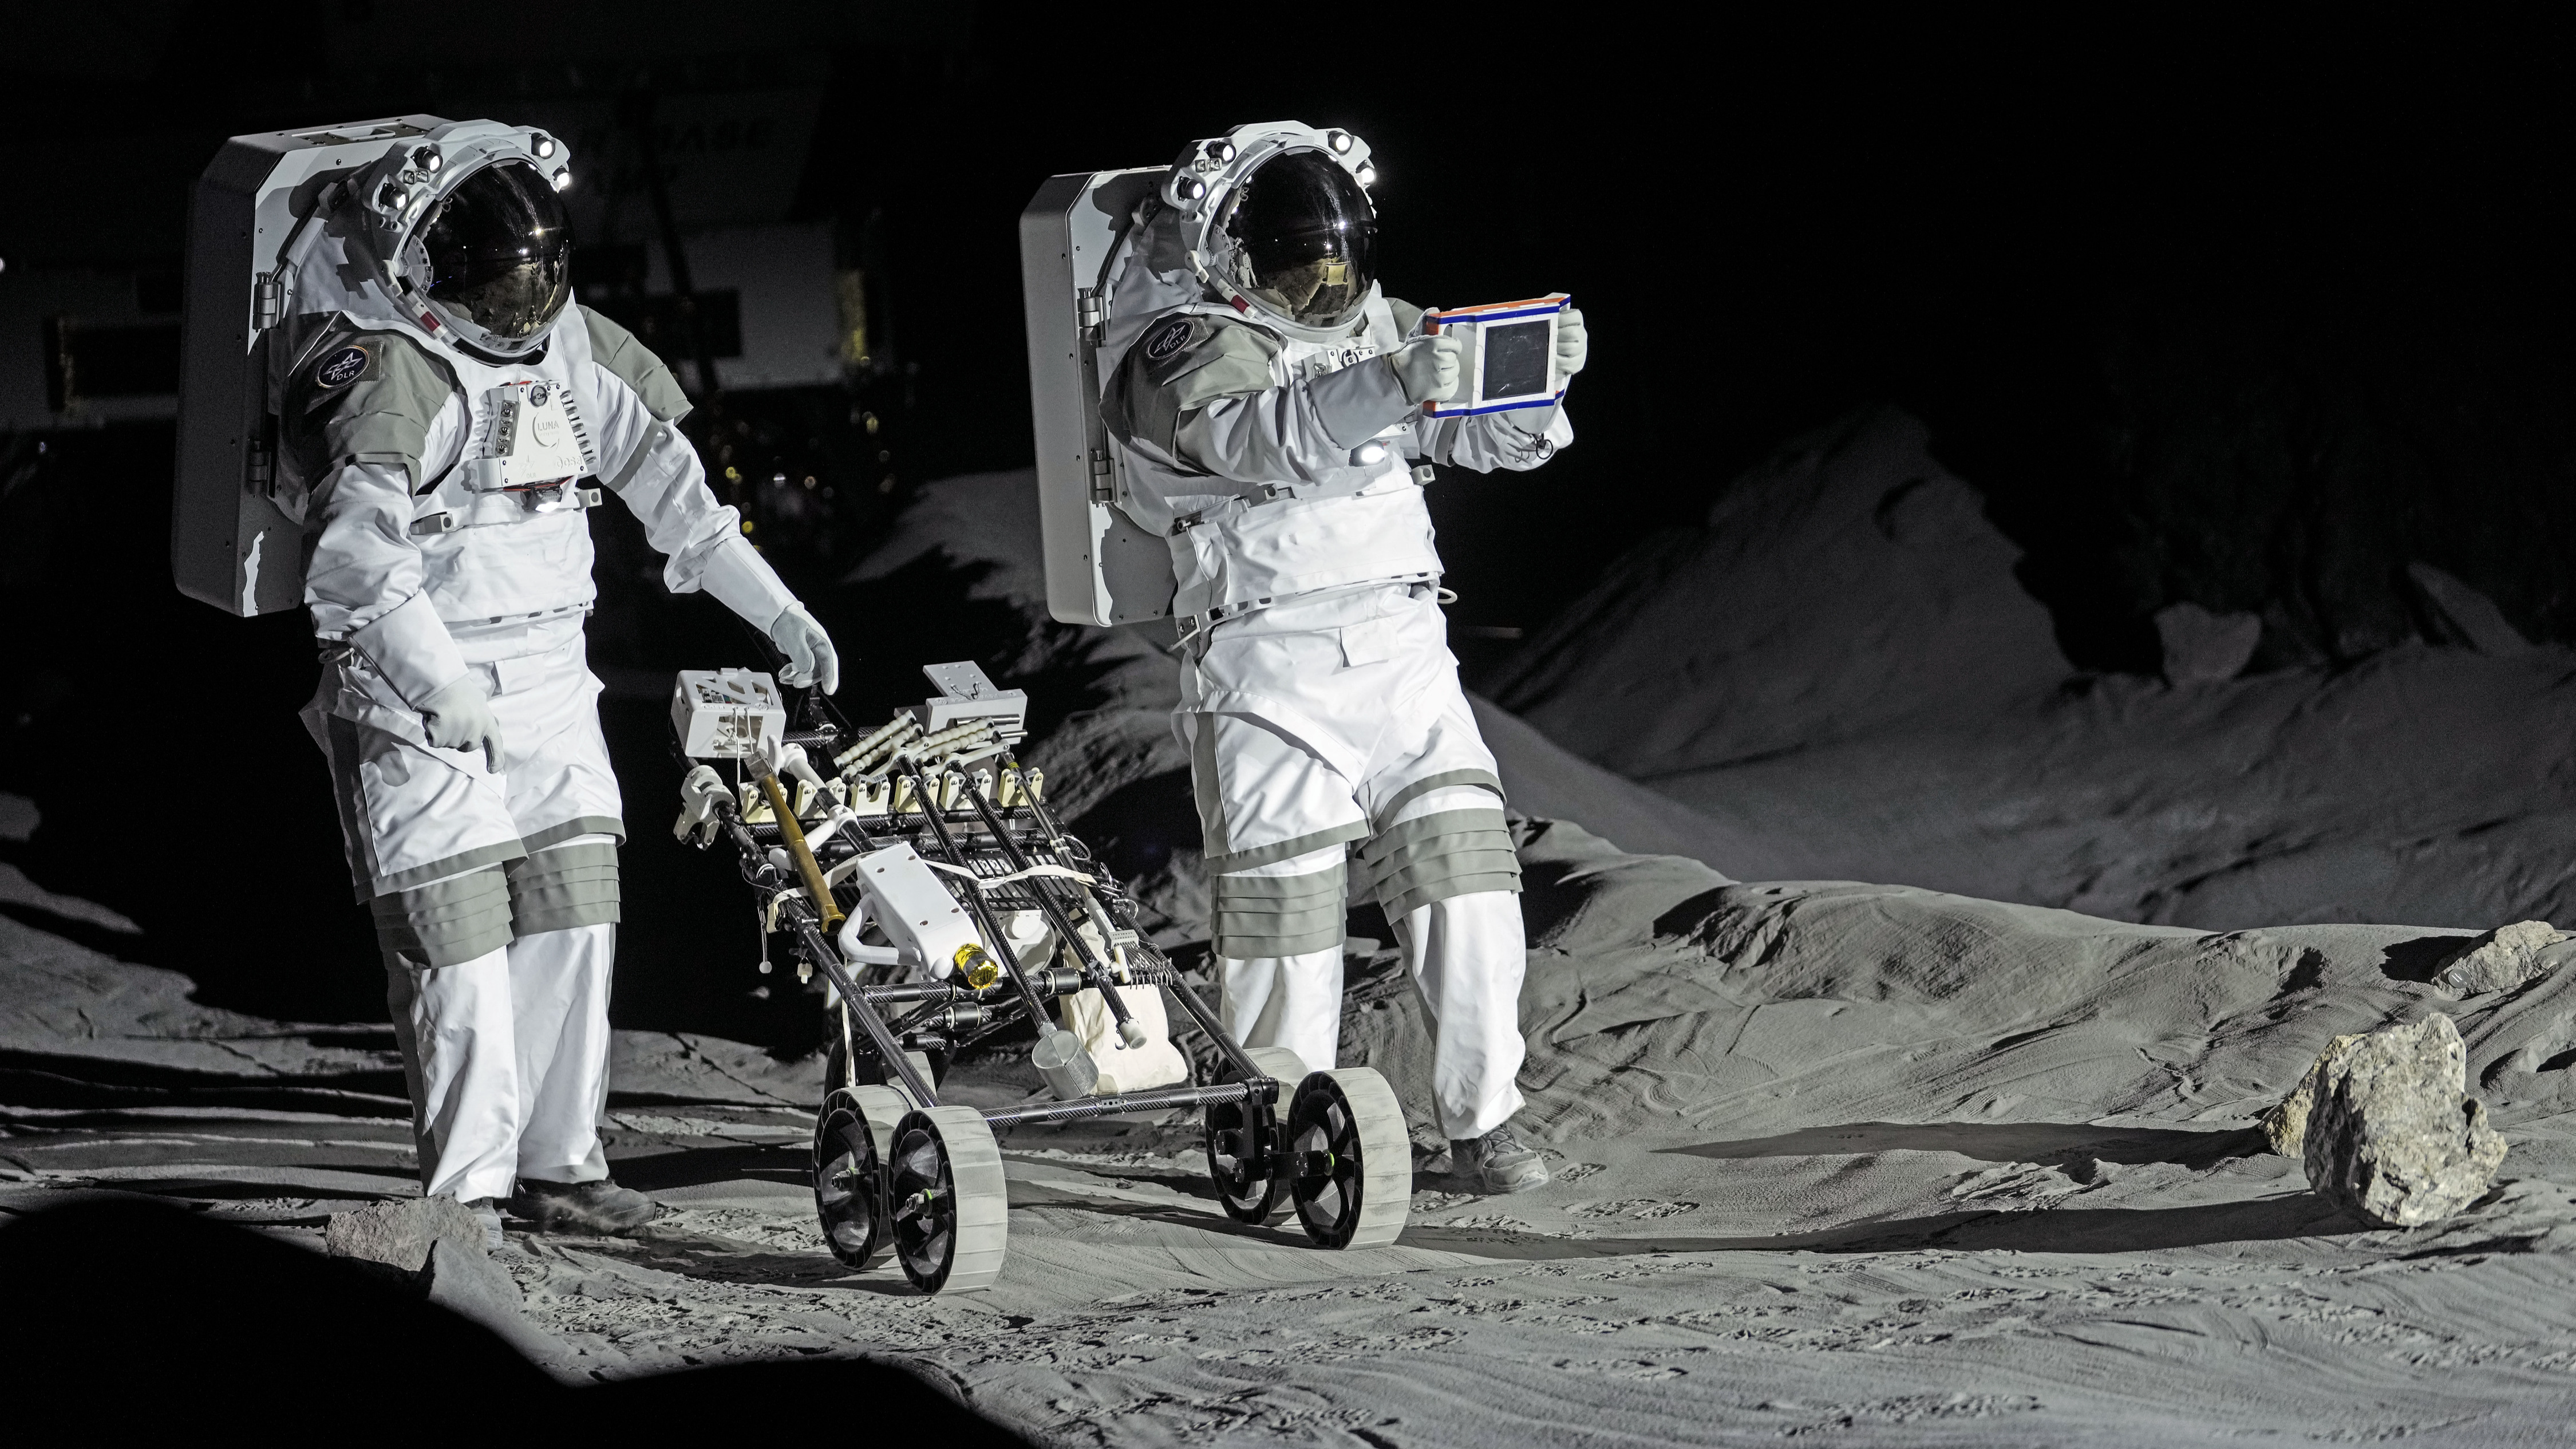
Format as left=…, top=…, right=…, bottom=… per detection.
left=1449, top=1124, right=1549, bottom=1195
left=508, top=1177, right=658, bottom=1233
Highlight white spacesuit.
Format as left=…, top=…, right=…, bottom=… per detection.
left=275, top=123, right=838, bottom=1238
left=1098, top=132, right=1586, bottom=1192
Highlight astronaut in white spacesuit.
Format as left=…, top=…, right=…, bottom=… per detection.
left=280, top=123, right=839, bottom=1241
left=1099, top=131, right=1585, bottom=1193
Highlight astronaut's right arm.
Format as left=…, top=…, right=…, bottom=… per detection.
left=298, top=355, right=472, bottom=711
left=578, top=307, right=837, bottom=691
left=1108, top=315, right=1426, bottom=489
left=578, top=312, right=792, bottom=625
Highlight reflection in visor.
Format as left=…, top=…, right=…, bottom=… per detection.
left=417, top=160, right=574, bottom=342
left=1223, top=149, right=1377, bottom=329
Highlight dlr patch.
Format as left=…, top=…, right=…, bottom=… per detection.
left=314, top=345, right=370, bottom=389
left=1142, top=316, right=1194, bottom=363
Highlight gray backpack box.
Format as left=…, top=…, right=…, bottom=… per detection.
left=1017, top=167, right=1175, bottom=629
left=171, top=115, right=444, bottom=617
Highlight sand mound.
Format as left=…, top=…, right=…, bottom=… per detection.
left=1345, top=819, right=2576, bottom=1160
left=1486, top=408, right=2576, bottom=931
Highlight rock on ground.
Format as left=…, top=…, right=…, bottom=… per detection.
left=325, top=1194, right=484, bottom=1273
left=2435, top=919, right=2575, bottom=998
left=2302, top=1013, right=2508, bottom=1226
left=2155, top=601, right=2262, bottom=684
left=2260, top=1031, right=2365, bottom=1155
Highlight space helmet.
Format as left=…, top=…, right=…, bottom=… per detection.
left=351, top=121, right=576, bottom=360
left=1164, top=123, right=1381, bottom=342
left=1212, top=149, right=1377, bottom=333
left=401, top=159, right=574, bottom=358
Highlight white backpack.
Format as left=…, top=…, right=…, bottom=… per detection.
left=1016, top=166, right=1178, bottom=629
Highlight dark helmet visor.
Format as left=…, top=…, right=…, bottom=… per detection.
left=418, top=160, right=574, bottom=342
left=1223, top=149, right=1377, bottom=328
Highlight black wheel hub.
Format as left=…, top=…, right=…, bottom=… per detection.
left=811, top=1088, right=883, bottom=1268
left=1204, top=1095, right=1282, bottom=1223
left=1288, top=1076, right=1369, bottom=1249
left=889, top=1122, right=959, bottom=1290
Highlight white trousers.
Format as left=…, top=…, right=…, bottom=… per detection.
left=385, top=919, right=615, bottom=1202
left=1186, top=582, right=1530, bottom=1143
left=1220, top=888, right=1527, bottom=1141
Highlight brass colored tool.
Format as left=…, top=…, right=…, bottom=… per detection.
left=746, top=752, right=844, bottom=929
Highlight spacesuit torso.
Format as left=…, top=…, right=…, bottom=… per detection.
left=277, top=294, right=785, bottom=776
left=285, top=310, right=608, bottom=629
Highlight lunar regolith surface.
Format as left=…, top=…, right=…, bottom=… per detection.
left=8, top=411, right=2576, bottom=1442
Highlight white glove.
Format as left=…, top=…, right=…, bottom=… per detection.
left=419, top=675, right=504, bottom=773
left=769, top=603, right=840, bottom=694
left=1388, top=334, right=1464, bottom=405
left=1555, top=307, right=1587, bottom=379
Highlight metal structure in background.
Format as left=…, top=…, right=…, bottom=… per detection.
left=671, top=661, right=1411, bottom=1293
left=619, top=90, right=722, bottom=402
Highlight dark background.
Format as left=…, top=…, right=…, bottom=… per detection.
left=1, top=6, right=2568, bottom=1031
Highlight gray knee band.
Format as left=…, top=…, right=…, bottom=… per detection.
left=1357, top=807, right=1522, bottom=919
left=505, top=840, right=622, bottom=935
left=1213, top=859, right=1348, bottom=960
left=370, top=866, right=515, bottom=969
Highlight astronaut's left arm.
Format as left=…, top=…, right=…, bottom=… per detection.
left=1392, top=299, right=1582, bottom=475
left=1109, top=314, right=1415, bottom=494
left=1405, top=402, right=1574, bottom=473
left=578, top=307, right=799, bottom=632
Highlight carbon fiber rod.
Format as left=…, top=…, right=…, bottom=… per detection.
left=981, top=1080, right=1254, bottom=1128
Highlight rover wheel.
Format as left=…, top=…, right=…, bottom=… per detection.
left=1286, top=1066, right=1410, bottom=1250
left=887, top=1104, right=1008, bottom=1293
left=1205, top=1046, right=1306, bottom=1225
left=812, top=1084, right=908, bottom=1269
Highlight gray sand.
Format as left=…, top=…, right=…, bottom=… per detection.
left=10, top=429, right=2576, bottom=1440
left=6, top=792, right=2575, bottom=1443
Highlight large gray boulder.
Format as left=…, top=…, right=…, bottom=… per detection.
left=2433, top=919, right=2574, bottom=998
left=2301, top=1013, right=2507, bottom=1227
left=2260, top=1031, right=2364, bottom=1156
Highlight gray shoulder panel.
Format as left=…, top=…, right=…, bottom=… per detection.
left=580, top=305, right=692, bottom=424
left=1386, top=297, right=1425, bottom=337
left=1108, top=314, right=1280, bottom=457
left=284, top=326, right=458, bottom=493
